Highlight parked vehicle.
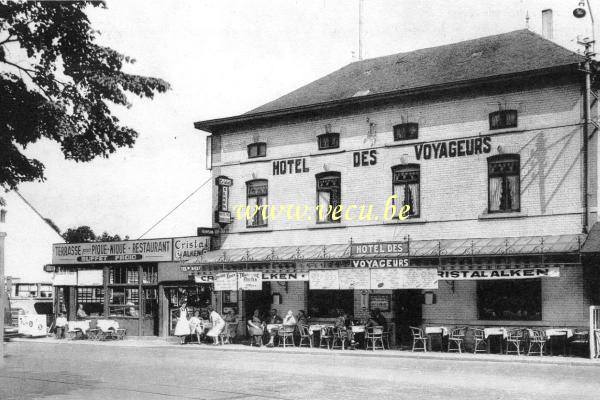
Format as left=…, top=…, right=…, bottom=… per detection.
left=3, top=291, right=19, bottom=340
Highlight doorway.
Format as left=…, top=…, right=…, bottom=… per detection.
left=393, top=290, right=423, bottom=347
left=243, top=282, right=272, bottom=320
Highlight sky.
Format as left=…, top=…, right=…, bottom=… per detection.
left=12, top=0, right=598, bottom=240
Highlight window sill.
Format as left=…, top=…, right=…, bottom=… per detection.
left=383, top=218, right=427, bottom=225
left=478, top=212, right=527, bottom=220
left=485, top=127, right=525, bottom=136
left=240, top=227, right=273, bottom=234
left=308, top=223, right=347, bottom=230
left=310, top=149, right=345, bottom=157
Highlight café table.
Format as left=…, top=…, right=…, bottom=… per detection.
left=350, top=325, right=366, bottom=348
left=483, top=327, right=507, bottom=354
left=308, top=324, right=334, bottom=346
left=545, top=328, right=574, bottom=355
left=67, top=320, right=91, bottom=339
left=425, top=326, right=449, bottom=351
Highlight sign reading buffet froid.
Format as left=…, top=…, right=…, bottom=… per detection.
left=53, top=236, right=211, bottom=264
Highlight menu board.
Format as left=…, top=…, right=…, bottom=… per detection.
left=370, top=268, right=438, bottom=289
left=237, top=272, right=262, bottom=291
left=309, top=270, right=340, bottom=290
left=214, top=272, right=238, bottom=291
left=338, top=268, right=370, bottom=289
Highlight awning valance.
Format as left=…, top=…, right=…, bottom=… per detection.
left=184, top=234, right=584, bottom=265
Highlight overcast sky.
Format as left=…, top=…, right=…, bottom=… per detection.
left=14, top=0, right=596, bottom=240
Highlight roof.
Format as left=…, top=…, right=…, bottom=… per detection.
left=195, top=29, right=582, bottom=132
left=184, top=234, right=584, bottom=265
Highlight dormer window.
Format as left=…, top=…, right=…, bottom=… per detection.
left=393, top=123, right=418, bottom=141
left=317, top=133, right=339, bottom=150
left=247, top=142, right=267, bottom=158
left=489, top=110, right=517, bottom=130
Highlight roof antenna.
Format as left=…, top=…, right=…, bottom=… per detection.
left=358, top=0, right=364, bottom=60
left=525, top=10, right=530, bottom=29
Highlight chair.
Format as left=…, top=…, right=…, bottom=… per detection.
left=247, top=322, right=264, bottom=347
left=332, top=327, right=349, bottom=350
left=505, top=328, right=525, bottom=355
left=569, top=329, right=589, bottom=356
left=527, top=329, right=547, bottom=356
left=365, top=326, right=385, bottom=351
left=472, top=328, right=488, bottom=353
left=409, top=326, right=427, bottom=352
left=319, top=326, right=334, bottom=349
left=298, top=324, right=312, bottom=348
left=278, top=325, right=296, bottom=348
left=219, top=322, right=239, bottom=345
left=447, top=327, right=466, bottom=353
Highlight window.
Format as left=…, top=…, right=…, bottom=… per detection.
left=77, top=287, right=105, bottom=317
left=39, top=285, right=53, bottom=298
left=144, top=288, right=158, bottom=317
left=109, top=287, right=140, bottom=317
left=308, top=290, right=354, bottom=318
left=246, top=180, right=268, bottom=227
left=142, top=265, right=157, bottom=284
left=477, top=279, right=541, bottom=320
left=317, top=133, right=340, bottom=150
left=489, top=110, right=518, bottom=130
left=16, top=284, right=37, bottom=298
left=109, top=266, right=139, bottom=284
left=393, top=123, right=419, bottom=141
left=247, top=142, right=267, bottom=158
left=392, top=164, right=420, bottom=218
left=488, top=155, right=520, bottom=212
left=316, top=172, right=341, bottom=223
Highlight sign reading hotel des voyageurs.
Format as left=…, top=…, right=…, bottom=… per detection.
left=350, top=241, right=409, bottom=268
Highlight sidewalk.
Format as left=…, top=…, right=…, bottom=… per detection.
left=10, top=336, right=600, bottom=367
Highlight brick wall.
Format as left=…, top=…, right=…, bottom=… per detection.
left=422, top=265, right=589, bottom=328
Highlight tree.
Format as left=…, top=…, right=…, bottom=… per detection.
left=0, top=1, right=170, bottom=189
left=62, top=225, right=127, bottom=243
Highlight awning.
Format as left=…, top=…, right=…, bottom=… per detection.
left=581, top=222, right=600, bottom=253
left=184, top=233, right=584, bottom=265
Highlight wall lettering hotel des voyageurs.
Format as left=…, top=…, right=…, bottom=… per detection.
left=414, top=136, right=492, bottom=160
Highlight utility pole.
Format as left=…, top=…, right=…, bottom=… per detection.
left=0, top=232, right=6, bottom=362
left=579, top=37, right=594, bottom=233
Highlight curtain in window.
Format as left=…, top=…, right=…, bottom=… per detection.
left=507, top=175, right=519, bottom=210
left=317, top=191, right=331, bottom=222
left=247, top=195, right=267, bottom=226
left=394, top=183, right=420, bottom=216
left=489, top=176, right=503, bottom=211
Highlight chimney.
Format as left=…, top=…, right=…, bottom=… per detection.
left=542, top=9, right=554, bottom=40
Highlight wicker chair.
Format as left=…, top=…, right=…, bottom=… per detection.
left=409, top=326, right=427, bottom=352
left=447, top=327, right=467, bottom=353
left=365, top=326, right=385, bottom=351
left=472, top=328, right=488, bottom=354
left=505, top=328, right=525, bottom=355
left=332, top=327, right=350, bottom=350
left=278, top=325, right=296, bottom=348
left=319, top=326, right=334, bottom=349
left=527, top=329, right=547, bottom=356
left=569, top=329, right=589, bottom=356
left=298, top=324, right=312, bottom=348
left=219, top=322, right=238, bottom=345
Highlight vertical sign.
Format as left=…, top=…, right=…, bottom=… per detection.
left=215, top=176, right=233, bottom=225
left=238, top=272, right=262, bottom=290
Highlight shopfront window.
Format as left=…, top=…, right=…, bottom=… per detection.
left=142, top=265, right=158, bottom=284
left=109, top=266, right=140, bottom=284
left=316, top=172, right=341, bottom=223
left=477, top=279, right=541, bottom=321
left=109, top=287, right=139, bottom=317
left=308, top=290, right=353, bottom=318
left=144, top=288, right=158, bottom=317
left=392, top=164, right=420, bottom=218
left=77, top=287, right=105, bottom=317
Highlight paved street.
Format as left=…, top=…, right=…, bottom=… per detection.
left=1, top=340, right=600, bottom=400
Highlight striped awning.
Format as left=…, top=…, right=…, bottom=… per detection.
left=184, top=234, right=584, bottom=265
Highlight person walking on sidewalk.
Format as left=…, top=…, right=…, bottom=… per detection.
left=206, top=306, right=225, bottom=345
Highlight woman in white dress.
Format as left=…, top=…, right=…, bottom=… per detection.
left=173, top=303, right=191, bottom=344
left=206, top=306, right=225, bottom=345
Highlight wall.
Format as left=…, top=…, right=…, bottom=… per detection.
left=210, top=78, right=587, bottom=249
left=422, top=265, right=589, bottom=328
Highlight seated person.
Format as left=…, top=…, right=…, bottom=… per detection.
left=296, top=310, right=308, bottom=327
left=283, top=310, right=297, bottom=326
left=335, top=310, right=355, bottom=344
left=188, top=310, right=203, bottom=342
left=247, top=309, right=264, bottom=346
left=76, top=304, right=87, bottom=319
left=265, top=309, right=283, bottom=347
left=366, top=308, right=387, bottom=329
left=224, top=310, right=237, bottom=323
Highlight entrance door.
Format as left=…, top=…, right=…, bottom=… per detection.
left=243, top=282, right=271, bottom=320
left=393, top=290, right=423, bottom=347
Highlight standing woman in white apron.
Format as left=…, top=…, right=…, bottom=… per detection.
left=173, top=302, right=191, bottom=344
left=206, top=306, right=225, bottom=345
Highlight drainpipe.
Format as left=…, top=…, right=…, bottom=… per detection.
left=583, top=53, right=591, bottom=234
